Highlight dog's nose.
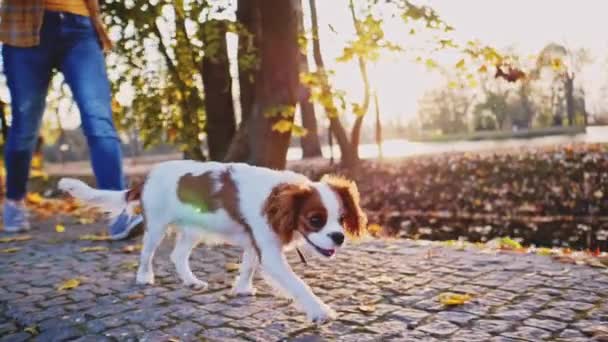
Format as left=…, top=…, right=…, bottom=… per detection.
left=328, top=232, right=345, bottom=246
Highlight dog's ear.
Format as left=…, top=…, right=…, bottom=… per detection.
left=263, top=183, right=313, bottom=244
left=321, top=175, right=367, bottom=237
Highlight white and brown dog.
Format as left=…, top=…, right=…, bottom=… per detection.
left=58, top=161, right=366, bottom=323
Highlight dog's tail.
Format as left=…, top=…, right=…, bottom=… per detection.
left=58, top=178, right=142, bottom=216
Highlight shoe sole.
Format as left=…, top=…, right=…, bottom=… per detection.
left=110, top=218, right=145, bottom=241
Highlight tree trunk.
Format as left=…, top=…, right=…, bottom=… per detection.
left=565, top=74, right=575, bottom=126
left=348, top=0, right=370, bottom=161
left=202, top=20, right=237, bottom=161
left=309, top=0, right=358, bottom=167
left=223, top=120, right=250, bottom=162
left=248, top=0, right=300, bottom=169
left=236, top=0, right=261, bottom=123
left=297, top=0, right=322, bottom=159
left=374, top=92, right=383, bottom=160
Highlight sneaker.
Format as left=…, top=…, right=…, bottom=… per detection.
left=109, top=210, right=144, bottom=240
left=2, top=200, right=31, bottom=233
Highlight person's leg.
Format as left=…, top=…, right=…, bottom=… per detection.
left=2, top=41, right=54, bottom=232
left=2, top=46, right=53, bottom=201
left=59, top=14, right=124, bottom=191
left=59, top=13, right=142, bottom=239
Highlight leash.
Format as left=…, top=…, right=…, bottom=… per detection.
left=296, top=247, right=308, bottom=265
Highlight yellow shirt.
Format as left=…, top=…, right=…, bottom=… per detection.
left=45, top=0, right=90, bottom=17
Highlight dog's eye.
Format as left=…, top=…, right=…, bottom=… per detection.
left=339, top=215, right=346, bottom=226
left=309, top=214, right=326, bottom=228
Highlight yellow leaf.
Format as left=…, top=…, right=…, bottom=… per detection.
left=26, top=192, right=44, bottom=205
left=55, top=224, right=65, bottom=233
left=536, top=247, right=553, bottom=256
left=1, top=247, right=21, bottom=253
left=122, top=244, right=142, bottom=253
left=80, top=246, right=109, bottom=253
left=57, top=278, right=81, bottom=291
left=225, top=262, right=240, bottom=272
left=271, top=120, right=292, bottom=133
left=79, top=234, right=110, bottom=241
left=439, top=293, right=472, bottom=306
left=24, top=325, right=39, bottom=335
left=455, top=59, right=465, bottom=69
left=0, top=235, right=32, bottom=243
left=358, top=304, right=376, bottom=313
left=367, top=223, right=383, bottom=235
left=425, top=58, right=437, bottom=69
left=448, top=81, right=459, bottom=89
left=478, top=65, right=488, bottom=73
left=78, top=218, right=95, bottom=225
left=119, top=261, right=139, bottom=270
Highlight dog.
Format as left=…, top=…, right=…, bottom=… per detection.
left=58, top=161, right=367, bottom=323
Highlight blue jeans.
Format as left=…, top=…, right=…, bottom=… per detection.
left=3, top=11, right=124, bottom=200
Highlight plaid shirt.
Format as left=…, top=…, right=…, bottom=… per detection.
left=0, top=0, right=112, bottom=50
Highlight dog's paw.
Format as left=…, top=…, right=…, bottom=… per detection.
left=307, top=304, right=337, bottom=325
left=230, top=286, right=257, bottom=297
left=136, top=272, right=154, bottom=286
left=184, top=278, right=208, bottom=291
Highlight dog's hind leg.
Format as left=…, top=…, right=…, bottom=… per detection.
left=231, top=248, right=258, bottom=296
left=136, top=220, right=166, bottom=285
left=171, top=228, right=207, bottom=290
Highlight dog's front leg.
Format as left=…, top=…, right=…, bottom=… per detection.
left=261, top=248, right=336, bottom=324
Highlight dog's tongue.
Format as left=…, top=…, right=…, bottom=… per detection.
left=322, top=248, right=336, bottom=257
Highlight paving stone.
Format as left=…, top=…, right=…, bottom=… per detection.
left=473, top=319, right=514, bottom=334
left=501, top=326, right=552, bottom=341
left=1, top=229, right=607, bottom=341
left=537, top=307, right=577, bottom=322
left=524, top=317, right=567, bottom=332
left=492, top=308, right=533, bottom=320
left=34, top=326, right=82, bottom=342
left=416, top=320, right=459, bottom=337
left=435, top=311, right=477, bottom=325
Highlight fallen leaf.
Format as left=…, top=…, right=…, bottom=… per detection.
left=57, top=278, right=81, bottom=291
left=122, top=244, right=142, bottom=253
left=367, top=223, right=383, bottom=235
left=79, top=234, right=110, bottom=241
left=369, top=275, right=394, bottom=284
left=0, top=235, right=32, bottom=243
left=119, top=261, right=139, bottom=270
left=24, top=325, right=39, bottom=335
left=78, top=218, right=95, bottom=225
left=225, top=262, right=240, bottom=272
left=55, top=224, right=65, bottom=233
left=439, top=293, right=472, bottom=306
left=536, top=247, right=553, bottom=256
left=0, top=247, right=21, bottom=253
left=358, top=304, right=376, bottom=313
left=80, top=246, right=109, bottom=253
left=26, top=192, right=44, bottom=205
left=127, top=293, right=145, bottom=300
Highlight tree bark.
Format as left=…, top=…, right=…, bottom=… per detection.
left=565, top=74, right=575, bottom=126
left=247, top=0, right=300, bottom=169
left=309, top=0, right=358, bottom=167
left=236, top=0, right=261, bottom=123
left=297, top=0, right=322, bottom=159
left=348, top=0, right=370, bottom=161
left=201, top=20, right=237, bottom=161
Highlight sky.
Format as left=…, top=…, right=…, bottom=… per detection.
left=4, top=0, right=608, bottom=130
left=313, top=0, right=608, bottom=126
